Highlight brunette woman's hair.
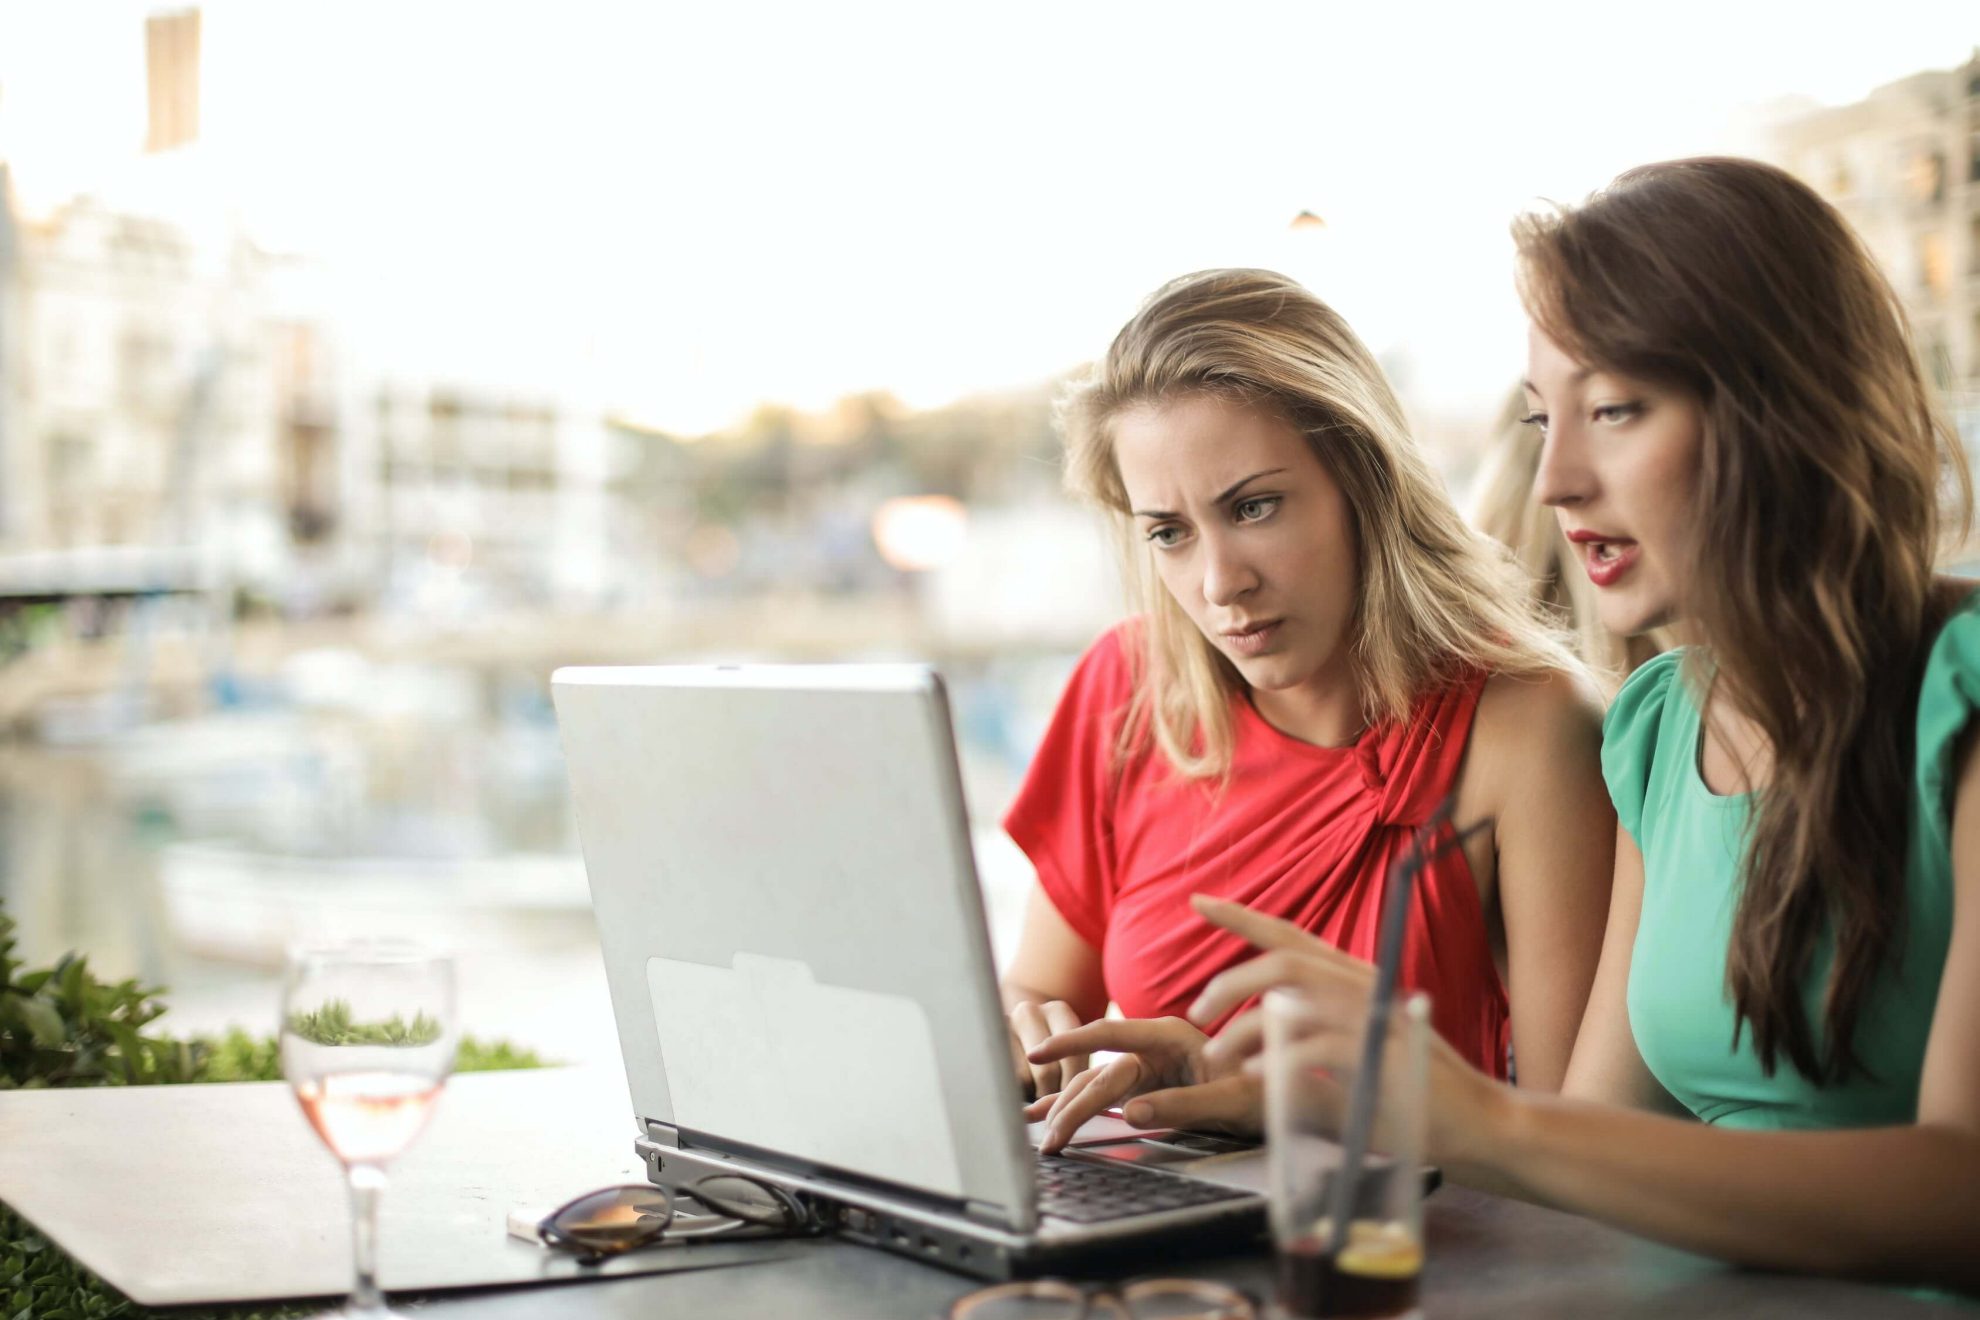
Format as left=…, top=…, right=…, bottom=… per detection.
left=1515, top=157, right=1973, bottom=1081
left=1059, top=267, right=1579, bottom=779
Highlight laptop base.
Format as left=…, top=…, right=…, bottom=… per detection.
left=636, top=1134, right=1266, bottom=1282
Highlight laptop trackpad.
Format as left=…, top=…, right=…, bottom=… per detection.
left=645, top=954, right=964, bottom=1196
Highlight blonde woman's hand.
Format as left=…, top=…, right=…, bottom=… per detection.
left=1006, top=999, right=1087, bottom=1103
left=1023, top=1016, right=1262, bottom=1154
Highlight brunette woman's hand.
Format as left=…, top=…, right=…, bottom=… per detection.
left=1188, top=894, right=1507, bottom=1167
left=1023, top=1016, right=1262, bottom=1153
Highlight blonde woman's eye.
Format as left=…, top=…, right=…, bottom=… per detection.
left=1234, top=497, right=1279, bottom=523
left=1145, top=524, right=1185, bottom=549
left=1517, top=411, right=1548, bottom=434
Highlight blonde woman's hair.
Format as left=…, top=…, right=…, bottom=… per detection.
left=1060, top=268, right=1580, bottom=779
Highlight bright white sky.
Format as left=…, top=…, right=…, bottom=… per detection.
left=1, top=2, right=1975, bottom=433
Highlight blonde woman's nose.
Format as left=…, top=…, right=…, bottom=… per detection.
left=1199, top=533, right=1260, bottom=606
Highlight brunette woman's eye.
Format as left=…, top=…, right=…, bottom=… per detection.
left=1592, top=402, right=1643, bottom=424
left=1233, top=496, right=1279, bottom=524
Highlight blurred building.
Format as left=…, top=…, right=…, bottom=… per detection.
left=0, top=176, right=637, bottom=627
left=348, top=377, right=617, bottom=616
left=0, top=2, right=1102, bottom=663
left=0, top=188, right=284, bottom=576
left=1770, top=51, right=1980, bottom=436
left=0, top=166, right=19, bottom=538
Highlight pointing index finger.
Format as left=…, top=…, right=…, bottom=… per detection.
left=1028, top=1018, right=1188, bottom=1064
left=1194, top=895, right=1369, bottom=971
left=1191, top=894, right=1320, bottom=951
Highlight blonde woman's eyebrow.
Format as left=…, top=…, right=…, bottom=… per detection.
left=1130, top=469, right=1288, bottom=520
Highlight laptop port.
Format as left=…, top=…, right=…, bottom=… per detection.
left=920, top=1234, right=940, bottom=1254
left=889, top=1225, right=911, bottom=1248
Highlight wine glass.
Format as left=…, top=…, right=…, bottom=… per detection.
left=281, top=940, right=457, bottom=1318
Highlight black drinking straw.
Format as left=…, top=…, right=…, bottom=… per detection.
left=1321, top=802, right=1490, bottom=1260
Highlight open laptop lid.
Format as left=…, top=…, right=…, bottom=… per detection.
left=551, top=664, right=1035, bottom=1228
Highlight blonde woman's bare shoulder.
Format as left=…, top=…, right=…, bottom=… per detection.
left=1470, top=666, right=1606, bottom=783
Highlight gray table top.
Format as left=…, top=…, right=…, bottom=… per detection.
left=0, top=1066, right=1965, bottom=1317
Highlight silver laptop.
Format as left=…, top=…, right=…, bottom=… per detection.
left=550, top=662, right=1266, bottom=1278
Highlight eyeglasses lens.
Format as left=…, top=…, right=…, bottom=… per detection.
left=950, top=1280, right=1100, bottom=1320
left=1120, top=1279, right=1254, bottom=1319
left=548, top=1186, right=675, bottom=1254
left=688, top=1175, right=801, bottom=1229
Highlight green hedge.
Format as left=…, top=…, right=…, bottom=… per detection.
left=0, top=906, right=548, bottom=1319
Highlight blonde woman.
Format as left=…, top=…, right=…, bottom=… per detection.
left=1005, top=269, right=1616, bottom=1148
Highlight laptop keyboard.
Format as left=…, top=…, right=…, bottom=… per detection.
left=1033, top=1152, right=1255, bottom=1224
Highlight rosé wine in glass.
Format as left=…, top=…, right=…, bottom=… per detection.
left=282, top=942, right=456, bottom=1319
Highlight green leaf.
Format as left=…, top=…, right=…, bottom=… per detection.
left=56, top=960, right=85, bottom=1013
left=15, top=1001, right=62, bottom=1051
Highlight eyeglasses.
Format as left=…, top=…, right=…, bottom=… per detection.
left=949, top=1277, right=1256, bottom=1319
left=537, top=1174, right=817, bottom=1265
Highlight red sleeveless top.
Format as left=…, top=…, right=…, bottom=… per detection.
left=1004, top=624, right=1510, bottom=1079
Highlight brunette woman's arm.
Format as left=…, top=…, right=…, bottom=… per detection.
left=1556, top=824, right=1691, bottom=1113
left=1196, top=733, right=1980, bottom=1291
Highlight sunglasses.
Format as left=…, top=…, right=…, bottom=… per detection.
left=537, top=1174, right=817, bottom=1265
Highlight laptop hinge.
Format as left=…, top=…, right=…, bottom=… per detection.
left=962, top=1199, right=1014, bottom=1228
left=643, top=1120, right=681, bottom=1149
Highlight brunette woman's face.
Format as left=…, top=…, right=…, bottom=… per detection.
left=1525, top=327, right=1705, bottom=636
left=1111, top=393, right=1359, bottom=710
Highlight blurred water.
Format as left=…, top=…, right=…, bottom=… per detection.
left=0, top=648, right=1070, bottom=1070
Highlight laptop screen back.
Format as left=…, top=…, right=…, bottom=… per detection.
left=552, top=664, right=1033, bottom=1221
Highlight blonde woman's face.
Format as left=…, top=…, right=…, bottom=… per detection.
left=1524, top=326, right=1704, bottom=636
left=1113, top=394, right=1359, bottom=720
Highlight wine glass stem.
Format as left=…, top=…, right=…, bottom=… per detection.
left=347, top=1162, right=390, bottom=1313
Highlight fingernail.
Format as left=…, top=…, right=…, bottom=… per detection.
left=1124, top=1101, right=1151, bottom=1124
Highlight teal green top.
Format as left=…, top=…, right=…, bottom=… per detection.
left=1606, top=592, right=1980, bottom=1130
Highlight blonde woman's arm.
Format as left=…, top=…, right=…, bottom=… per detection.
left=1000, top=883, right=1109, bottom=1101
left=1465, top=669, right=1615, bottom=1091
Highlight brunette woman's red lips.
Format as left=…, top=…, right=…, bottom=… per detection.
left=1564, top=530, right=1641, bottom=587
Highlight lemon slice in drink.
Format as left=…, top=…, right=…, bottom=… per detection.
left=1335, top=1221, right=1423, bottom=1279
